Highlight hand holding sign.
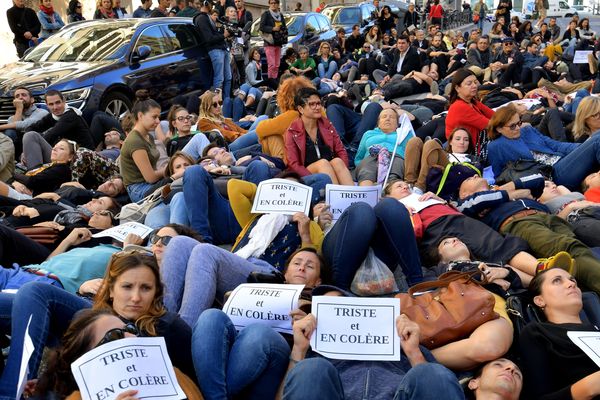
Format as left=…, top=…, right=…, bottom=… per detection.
left=251, top=179, right=313, bottom=216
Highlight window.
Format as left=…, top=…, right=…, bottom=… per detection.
left=305, top=16, right=319, bottom=35
left=316, top=15, right=331, bottom=32
left=363, top=5, right=375, bottom=21
left=135, top=26, right=172, bottom=58
left=163, top=24, right=199, bottom=50
left=337, top=8, right=361, bottom=25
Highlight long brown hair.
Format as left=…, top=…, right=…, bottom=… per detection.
left=167, top=105, right=188, bottom=135
left=277, top=76, right=315, bottom=112
left=93, top=251, right=166, bottom=336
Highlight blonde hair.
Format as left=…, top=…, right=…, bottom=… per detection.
left=198, top=90, right=223, bottom=124
left=573, top=96, right=600, bottom=140
left=317, top=42, right=331, bottom=56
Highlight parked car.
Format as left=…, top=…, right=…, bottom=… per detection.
left=321, top=3, right=378, bottom=34
left=0, top=18, right=212, bottom=124
left=572, top=4, right=594, bottom=17
left=249, top=11, right=336, bottom=54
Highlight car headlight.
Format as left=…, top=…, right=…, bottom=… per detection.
left=62, top=87, right=92, bottom=103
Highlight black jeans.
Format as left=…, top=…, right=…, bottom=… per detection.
left=569, top=207, right=600, bottom=248
left=89, top=111, right=122, bottom=148
left=0, top=224, right=51, bottom=269
left=536, top=108, right=575, bottom=142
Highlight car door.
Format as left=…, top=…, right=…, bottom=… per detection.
left=125, top=24, right=176, bottom=111
left=316, top=14, right=336, bottom=45
left=303, top=15, right=321, bottom=53
left=161, top=23, right=212, bottom=105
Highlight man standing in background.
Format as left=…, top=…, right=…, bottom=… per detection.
left=7, top=0, right=40, bottom=58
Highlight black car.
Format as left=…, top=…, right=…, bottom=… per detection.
left=0, top=18, right=212, bottom=123
left=249, top=12, right=336, bottom=55
left=323, top=1, right=414, bottom=35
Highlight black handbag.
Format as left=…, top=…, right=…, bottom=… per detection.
left=495, top=159, right=553, bottom=185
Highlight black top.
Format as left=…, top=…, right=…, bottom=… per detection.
left=520, top=321, right=600, bottom=400
left=304, top=130, right=333, bottom=166
left=28, top=109, right=94, bottom=151
left=378, top=14, right=396, bottom=33
left=14, top=163, right=71, bottom=196
left=404, top=11, right=420, bottom=28
left=346, top=34, right=365, bottom=54
left=153, top=312, right=196, bottom=382
left=7, top=5, right=40, bottom=43
left=193, top=12, right=227, bottom=51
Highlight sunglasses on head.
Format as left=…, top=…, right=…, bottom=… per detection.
left=150, top=234, right=173, bottom=246
left=96, top=323, right=139, bottom=348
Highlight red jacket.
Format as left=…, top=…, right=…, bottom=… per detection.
left=284, top=116, right=349, bottom=177
left=445, top=98, right=495, bottom=144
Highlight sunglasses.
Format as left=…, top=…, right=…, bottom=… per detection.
left=94, top=210, right=114, bottom=218
left=150, top=234, right=173, bottom=246
left=176, top=115, right=193, bottom=122
left=505, top=120, right=522, bottom=131
left=95, top=323, right=139, bottom=348
left=212, top=101, right=223, bottom=108
left=591, top=112, right=600, bottom=119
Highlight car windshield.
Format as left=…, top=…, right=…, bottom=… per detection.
left=24, top=21, right=135, bottom=62
left=323, top=7, right=360, bottom=25
left=251, top=15, right=302, bottom=37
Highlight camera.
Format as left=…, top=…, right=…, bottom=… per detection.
left=216, top=17, right=244, bottom=37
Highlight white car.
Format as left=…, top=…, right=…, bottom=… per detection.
left=523, top=0, right=578, bottom=18
left=572, top=4, right=594, bottom=17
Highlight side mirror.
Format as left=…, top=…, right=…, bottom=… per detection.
left=132, top=45, right=151, bottom=63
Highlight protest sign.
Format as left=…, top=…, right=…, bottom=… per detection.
left=71, top=337, right=185, bottom=400
left=567, top=331, right=600, bottom=368
left=574, top=50, right=593, bottom=64
left=310, top=296, right=401, bottom=361
left=325, top=184, right=381, bottom=222
left=223, top=283, right=305, bottom=334
left=92, top=222, right=153, bottom=241
left=398, top=193, right=444, bottom=213
left=251, top=179, right=313, bottom=216
left=16, top=315, right=34, bottom=400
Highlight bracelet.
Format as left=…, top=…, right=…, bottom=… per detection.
left=289, top=356, right=301, bottom=365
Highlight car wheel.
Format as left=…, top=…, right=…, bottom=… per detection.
left=100, top=91, right=132, bottom=119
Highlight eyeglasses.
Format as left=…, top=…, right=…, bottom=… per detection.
left=95, top=323, right=140, bottom=348
left=591, top=112, right=600, bottom=119
left=150, top=234, right=173, bottom=246
left=212, top=101, right=223, bottom=108
left=95, top=210, right=115, bottom=218
left=503, top=42, right=514, bottom=46
left=305, top=101, right=322, bottom=109
left=176, top=115, right=193, bottom=122
left=505, top=120, right=522, bottom=131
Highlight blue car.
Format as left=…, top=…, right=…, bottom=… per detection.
left=0, top=18, right=212, bottom=123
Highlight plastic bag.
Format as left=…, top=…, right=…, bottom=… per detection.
left=351, top=248, right=399, bottom=296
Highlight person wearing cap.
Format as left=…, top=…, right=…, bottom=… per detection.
left=491, top=37, right=523, bottom=86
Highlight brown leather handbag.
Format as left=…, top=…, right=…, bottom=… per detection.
left=16, top=226, right=60, bottom=245
left=395, top=271, right=498, bottom=349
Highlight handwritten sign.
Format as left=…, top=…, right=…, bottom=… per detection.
left=71, top=337, right=185, bottom=400
left=574, top=50, right=593, bottom=64
left=310, top=296, right=401, bottom=361
left=16, top=315, right=34, bottom=400
left=251, top=178, right=313, bottom=216
left=567, top=331, right=600, bottom=367
left=222, top=283, right=304, bottom=334
left=92, top=222, right=154, bottom=242
left=325, top=184, right=381, bottom=222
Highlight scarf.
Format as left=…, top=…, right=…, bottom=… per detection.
left=235, top=214, right=290, bottom=259
left=269, top=9, right=282, bottom=21
left=39, top=4, right=55, bottom=16
left=54, top=205, right=92, bottom=226
left=102, top=8, right=116, bottom=18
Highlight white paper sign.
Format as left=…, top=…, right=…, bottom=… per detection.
left=398, top=193, right=444, bottom=212
left=16, top=315, right=34, bottom=400
left=251, top=178, right=313, bottom=216
left=567, top=331, right=600, bottom=367
left=222, top=283, right=304, bottom=334
left=325, top=184, right=381, bottom=222
left=71, top=337, right=185, bottom=400
left=493, top=98, right=541, bottom=111
left=574, top=50, right=593, bottom=64
left=92, top=222, right=154, bottom=241
left=310, top=296, right=401, bottom=361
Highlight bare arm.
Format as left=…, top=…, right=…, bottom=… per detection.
left=131, top=149, right=164, bottom=183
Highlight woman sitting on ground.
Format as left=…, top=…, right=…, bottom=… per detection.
left=520, top=268, right=600, bottom=399
left=284, top=87, right=353, bottom=185
left=165, top=106, right=198, bottom=156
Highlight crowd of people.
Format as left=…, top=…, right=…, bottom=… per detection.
left=4, top=0, right=600, bottom=399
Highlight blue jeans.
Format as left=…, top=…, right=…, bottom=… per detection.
left=223, top=97, right=247, bottom=122
left=242, top=159, right=276, bottom=185
left=182, top=165, right=241, bottom=244
left=192, top=309, right=290, bottom=400
left=564, top=89, right=590, bottom=114
left=326, top=102, right=383, bottom=165
left=318, top=61, right=339, bottom=79
left=209, top=49, right=233, bottom=98
left=0, top=266, right=63, bottom=290
left=553, top=133, right=600, bottom=190
left=3, top=129, right=17, bottom=142
left=182, top=133, right=211, bottom=160
left=126, top=181, right=154, bottom=202
left=239, top=83, right=263, bottom=102
left=0, top=282, right=91, bottom=399
left=144, top=202, right=170, bottom=229
left=229, top=131, right=259, bottom=153
left=282, top=358, right=464, bottom=400
left=303, top=173, right=332, bottom=204
left=322, top=199, right=424, bottom=290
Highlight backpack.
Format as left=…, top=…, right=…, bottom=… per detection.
left=426, top=161, right=481, bottom=201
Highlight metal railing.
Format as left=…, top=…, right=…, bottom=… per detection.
left=424, top=10, right=472, bottom=30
